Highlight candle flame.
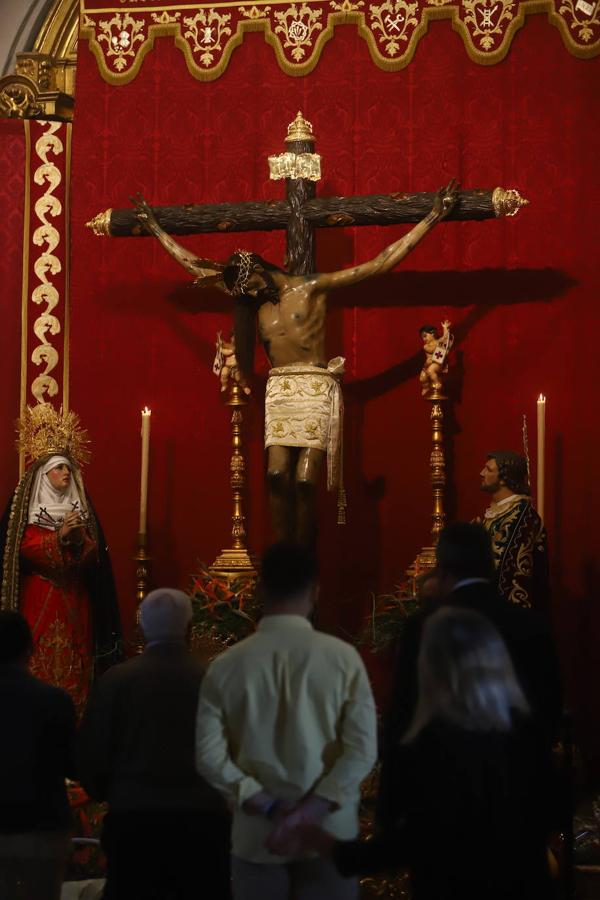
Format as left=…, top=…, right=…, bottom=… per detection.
left=142, top=407, right=151, bottom=415
left=537, top=394, right=545, bottom=403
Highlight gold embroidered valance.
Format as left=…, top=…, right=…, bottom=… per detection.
left=81, top=0, right=599, bottom=83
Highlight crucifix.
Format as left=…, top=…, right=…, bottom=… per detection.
left=87, top=112, right=527, bottom=550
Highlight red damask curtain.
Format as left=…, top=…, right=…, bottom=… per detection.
left=0, top=121, right=25, bottom=502
left=65, top=19, right=600, bottom=757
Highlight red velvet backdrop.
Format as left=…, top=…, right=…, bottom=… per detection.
left=0, top=121, right=25, bottom=501
left=67, top=18, right=599, bottom=759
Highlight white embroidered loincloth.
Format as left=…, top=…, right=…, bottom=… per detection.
left=265, top=357, right=346, bottom=523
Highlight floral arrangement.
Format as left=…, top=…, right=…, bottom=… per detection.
left=359, top=584, right=420, bottom=655
left=188, top=562, right=259, bottom=654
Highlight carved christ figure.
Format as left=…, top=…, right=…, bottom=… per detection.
left=133, top=180, right=458, bottom=546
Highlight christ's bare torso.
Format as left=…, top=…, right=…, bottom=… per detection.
left=257, top=273, right=327, bottom=367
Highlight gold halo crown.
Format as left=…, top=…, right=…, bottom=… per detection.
left=17, top=404, right=91, bottom=468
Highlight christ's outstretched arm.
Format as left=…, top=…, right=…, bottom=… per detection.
left=312, top=180, right=459, bottom=293
left=131, top=193, right=226, bottom=288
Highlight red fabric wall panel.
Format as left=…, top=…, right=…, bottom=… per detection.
left=70, top=20, right=600, bottom=758
left=0, top=121, right=26, bottom=501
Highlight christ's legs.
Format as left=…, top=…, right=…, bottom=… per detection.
left=267, top=445, right=294, bottom=542
left=267, top=446, right=324, bottom=545
left=295, top=448, right=325, bottom=548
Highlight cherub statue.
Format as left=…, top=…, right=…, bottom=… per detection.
left=213, top=332, right=250, bottom=395
left=419, top=320, right=454, bottom=396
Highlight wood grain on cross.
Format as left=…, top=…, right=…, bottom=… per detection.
left=86, top=112, right=528, bottom=275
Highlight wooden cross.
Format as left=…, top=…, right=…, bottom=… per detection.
left=86, top=111, right=528, bottom=275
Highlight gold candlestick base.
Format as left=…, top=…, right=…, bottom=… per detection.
left=209, top=548, right=259, bottom=586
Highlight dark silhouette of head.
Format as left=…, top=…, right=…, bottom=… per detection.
left=487, top=451, right=530, bottom=495
left=0, top=611, right=33, bottom=665
left=436, top=521, right=495, bottom=582
left=419, top=324, right=438, bottom=339
left=260, top=542, right=318, bottom=611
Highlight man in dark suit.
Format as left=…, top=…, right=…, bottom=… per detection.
left=0, top=610, right=76, bottom=900
left=78, top=588, right=231, bottom=900
left=378, top=522, right=562, bottom=832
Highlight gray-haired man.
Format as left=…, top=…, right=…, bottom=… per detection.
left=78, top=588, right=231, bottom=899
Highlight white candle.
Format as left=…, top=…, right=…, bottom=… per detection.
left=536, top=395, right=545, bottom=522
left=139, top=407, right=151, bottom=534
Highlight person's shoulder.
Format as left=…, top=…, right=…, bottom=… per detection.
left=91, top=654, right=146, bottom=690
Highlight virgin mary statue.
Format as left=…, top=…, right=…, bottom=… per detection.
left=0, top=405, right=121, bottom=715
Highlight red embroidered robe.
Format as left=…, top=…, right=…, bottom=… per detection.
left=20, top=524, right=98, bottom=716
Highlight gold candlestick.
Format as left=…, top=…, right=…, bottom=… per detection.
left=210, top=382, right=258, bottom=582
left=134, top=406, right=152, bottom=649
left=429, top=386, right=447, bottom=543
left=133, top=531, right=151, bottom=653
left=407, top=322, right=454, bottom=594
left=406, top=386, right=448, bottom=589
left=134, top=532, right=151, bottom=604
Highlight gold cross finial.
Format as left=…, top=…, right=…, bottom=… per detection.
left=492, top=187, right=529, bottom=218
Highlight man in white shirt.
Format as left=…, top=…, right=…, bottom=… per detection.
left=196, top=542, right=377, bottom=900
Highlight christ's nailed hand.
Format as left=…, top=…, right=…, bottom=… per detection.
left=130, top=192, right=158, bottom=232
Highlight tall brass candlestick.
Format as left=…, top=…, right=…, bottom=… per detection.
left=135, top=408, right=152, bottom=647
left=406, top=321, right=454, bottom=593
left=133, top=532, right=151, bottom=653
left=406, top=385, right=448, bottom=586
left=429, top=389, right=447, bottom=542
left=210, top=382, right=258, bottom=582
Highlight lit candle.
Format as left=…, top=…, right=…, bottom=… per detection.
left=139, top=407, right=151, bottom=534
left=536, top=394, right=545, bottom=522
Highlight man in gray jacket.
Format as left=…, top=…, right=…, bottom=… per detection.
left=78, top=588, right=231, bottom=900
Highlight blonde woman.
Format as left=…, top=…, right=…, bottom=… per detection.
left=298, top=608, right=556, bottom=900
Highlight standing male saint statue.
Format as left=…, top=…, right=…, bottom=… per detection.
left=133, top=180, right=458, bottom=545
left=479, top=451, right=549, bottom=609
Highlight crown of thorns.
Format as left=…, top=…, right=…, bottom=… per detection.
left=228, top=250, right=254, bottom=297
